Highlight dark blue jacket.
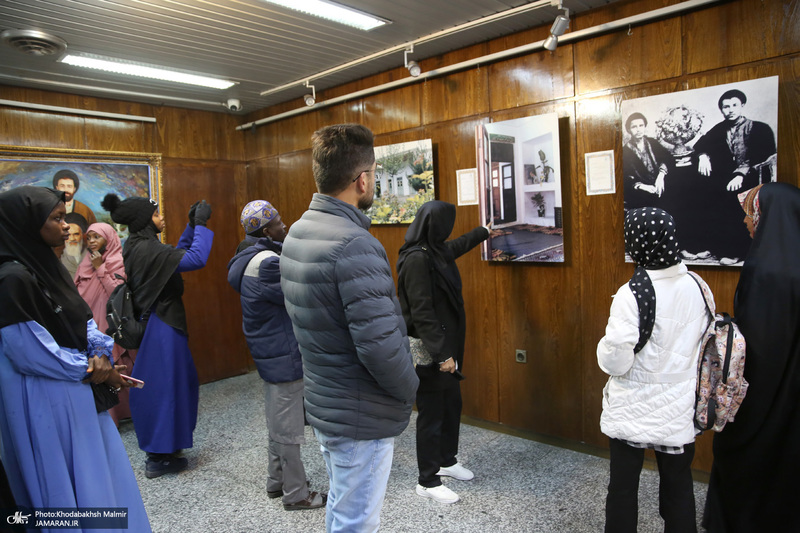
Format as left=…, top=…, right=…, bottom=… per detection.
left=280, top=194, right=419, bottom=440
left=227, top=238, right=302, bottom=383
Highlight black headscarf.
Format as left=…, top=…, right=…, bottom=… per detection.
left=624, top=207, right=681, bottom=353
left=728, top=181, right=800, bottom=446
left=398, top=201, right=463, bottom=309
left=0, top=186, right=91, bottom=349
left=102, top=193, right=186, bottom=330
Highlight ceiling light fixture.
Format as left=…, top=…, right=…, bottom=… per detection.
left=60, top=54, right=236, bottom=89
left=303, top=80, right=316, bottom=106
left=404, top=45, right=421, bottom=77
left=262, top=0, right=390, bottom=31
left=543, top=3, right=570, bottom=51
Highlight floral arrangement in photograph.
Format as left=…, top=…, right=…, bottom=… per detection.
left=655, top=105, right=704, bottom=156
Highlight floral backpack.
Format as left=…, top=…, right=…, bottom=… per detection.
left=688, top=272, right=749, bottom=432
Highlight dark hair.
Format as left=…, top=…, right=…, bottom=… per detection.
left=52, top=169, right=79, bottom=191
left=625, top=112, right=648, bottom=133
left=311, top=124, right=375, bottom=195
left=65, top=212, right=88, bottom=234
left=718, top=89, right=746, bottom=109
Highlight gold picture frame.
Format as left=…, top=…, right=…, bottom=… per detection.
left=0, top=145, right=164, bottom=241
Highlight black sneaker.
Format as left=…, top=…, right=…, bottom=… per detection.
left=145, top=456, right=188, bottom=479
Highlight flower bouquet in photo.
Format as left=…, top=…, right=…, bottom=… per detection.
left=656, top=105, right=704, bottom=167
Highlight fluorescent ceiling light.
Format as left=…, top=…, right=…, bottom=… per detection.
left=263, top=0, right=389, bottom=31
left=60, top=55, right=236, bottom=89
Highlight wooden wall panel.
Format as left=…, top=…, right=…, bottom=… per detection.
left=161, top=160, right=251, bottom=383
left=0, top=108, right=86, bottom=148
left=276, top=112, right=320, bottom=155
left=244, top=120, right=279, bottom=161
left=422, top=68, right=489, bottom=124
left=154, top=107, right=240, bottom=160
left=488, top=44, right=575, bottom=110
left=317, top=101, right=363, bottom=129
left=684, top=0, right=800, bottom=75
left=574, top=19, right=682, bottom=95
left=364, top=85, right=423, bottom=135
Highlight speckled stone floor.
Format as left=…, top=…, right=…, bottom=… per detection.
left=119, top=371, right=708, bottom=532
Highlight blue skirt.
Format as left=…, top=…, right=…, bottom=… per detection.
left=129, top=313, right=199, bottom=454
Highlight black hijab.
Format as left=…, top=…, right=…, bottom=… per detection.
left=122, top=224, right=185, bottom=323
left=624, top=207, right=681, bottom=353
left=0, top=186, right=91, bottom=349
left=398, top=201, right=463, bottom=309
left=727, top=181, right=800, bottom=446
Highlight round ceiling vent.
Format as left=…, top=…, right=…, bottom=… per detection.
left=0, top=29, right=67, bottom=56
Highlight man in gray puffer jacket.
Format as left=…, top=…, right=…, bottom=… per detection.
left=280, top=123, right=419, bottom=533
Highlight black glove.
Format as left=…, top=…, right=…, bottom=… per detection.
left=187, top=201, right=200, bottom=227
left=194, top=200, right=212, bottom=226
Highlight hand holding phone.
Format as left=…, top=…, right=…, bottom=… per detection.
left=119, top=374, right=145, bottom=389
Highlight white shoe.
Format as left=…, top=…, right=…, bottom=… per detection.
left=437, top=463, right=474, bottom=481
left=416, top=484, right=459, bottom=504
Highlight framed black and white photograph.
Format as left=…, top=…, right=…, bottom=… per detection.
left=476, top=113, right=564, bottom=262
left=621, top=76, right=778, bottom=266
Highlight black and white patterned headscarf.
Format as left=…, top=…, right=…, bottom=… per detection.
left=624, top=207, right=681, bottom=353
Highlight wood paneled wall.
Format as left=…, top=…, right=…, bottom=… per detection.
left=0, top=86, right=252, bottom=384
left=242, top=0, right=800, bottom=473
left=1, top=0, right=797, bottom=474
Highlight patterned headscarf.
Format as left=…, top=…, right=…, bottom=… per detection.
left=624, top=207, right=681, bottom=353
left=738, top=184, right=763, bottom=232
left=240, top=200, right=279, bottom=236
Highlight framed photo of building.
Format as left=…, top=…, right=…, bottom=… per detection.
left=476, top=113, right=564, bottom=262
left=366, top=139, right=435, bottom=224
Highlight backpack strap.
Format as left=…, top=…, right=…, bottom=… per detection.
left=687, top=271, right=716, bottom=321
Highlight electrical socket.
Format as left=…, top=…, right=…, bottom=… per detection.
left=515, top=349, right=527, bottom=363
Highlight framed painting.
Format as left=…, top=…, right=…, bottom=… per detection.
left=0, top=145, right=163, bottom=242
left=366, top=139, right=435, bottom=224
left=476, top=113, right=564, bottom=262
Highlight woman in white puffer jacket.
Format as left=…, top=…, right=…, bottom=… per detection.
left=598, top=207, right=708, bottom=533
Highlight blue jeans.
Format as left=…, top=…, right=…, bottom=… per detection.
left=313, top=428, right=394, bottom=533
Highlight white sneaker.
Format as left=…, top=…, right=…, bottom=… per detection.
left=437, top=463, right=474, bottom=481
left=416, top=484, right=459, bottom=504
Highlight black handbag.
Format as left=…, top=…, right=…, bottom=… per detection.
left=89, top=383, right=120, bottom=413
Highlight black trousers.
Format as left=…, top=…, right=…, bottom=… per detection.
left=415, top=367, right=462, bottom=487
left=605, top=438, right=697, bottom=533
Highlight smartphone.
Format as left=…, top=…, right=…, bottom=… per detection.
left=119, top=374, right=145, bottom=389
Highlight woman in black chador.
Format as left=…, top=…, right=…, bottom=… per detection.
left=397, top=201, right=489, bottom=504
left=704, top=182, right=800, bottom=531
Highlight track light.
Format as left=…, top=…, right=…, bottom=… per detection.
left=543, top=5, right=569, bottom=51
left=404, top=45, right=422, bottom=78
left=303, top=80, right=316, bottom=107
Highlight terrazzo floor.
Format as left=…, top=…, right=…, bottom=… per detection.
left=119, top=371, right=709, bottom=532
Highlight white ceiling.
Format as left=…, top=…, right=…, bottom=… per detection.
left=0, top=0, right=620, bottom=115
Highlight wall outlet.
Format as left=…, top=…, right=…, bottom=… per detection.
left=515, top=349, right=527, bottom=363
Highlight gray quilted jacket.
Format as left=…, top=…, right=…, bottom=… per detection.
left=280, top=193, right=419, bottom=440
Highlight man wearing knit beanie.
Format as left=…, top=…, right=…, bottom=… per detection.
left=103, top=193, right=214, bottom=478
left=228, top=201, right=326, bottom=511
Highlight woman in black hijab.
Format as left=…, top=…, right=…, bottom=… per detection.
left=704, top=182, right=800, bottom=532
left=0, top=186, right=150, bottom=530
left=397, top=201, right=489, bottom=504
left=103, top=194, right=213, bottom=479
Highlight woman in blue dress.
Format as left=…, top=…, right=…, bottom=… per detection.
left=0, top=186, right=150, bottom=532
left=103, top=194, right=213, bottom=479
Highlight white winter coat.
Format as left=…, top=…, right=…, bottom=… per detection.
left=598, top=263, right=708, bottom=447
